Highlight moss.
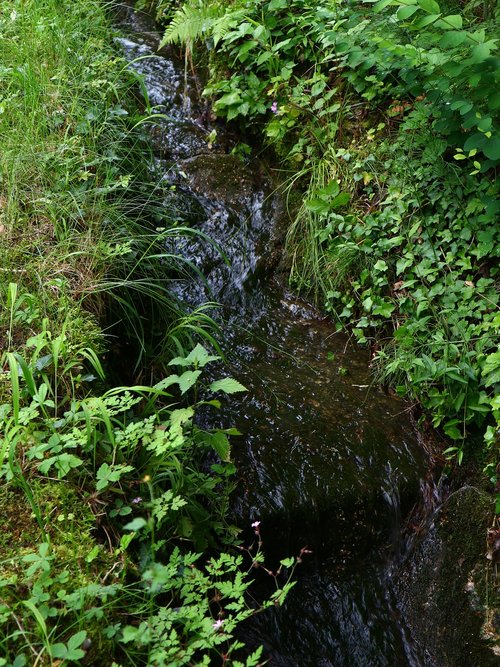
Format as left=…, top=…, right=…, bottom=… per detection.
left=395, top=486, right=500, bottom=666
left=0, top=479, right=110, bottom=579
left=0, top=479, right=121, bottom=662
left=182, top=153, right=256, bottom=205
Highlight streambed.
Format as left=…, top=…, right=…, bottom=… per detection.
left=114, top=5, right=498, bottom=666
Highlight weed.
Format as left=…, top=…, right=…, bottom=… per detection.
left=0, top=1, right=292, bottom=663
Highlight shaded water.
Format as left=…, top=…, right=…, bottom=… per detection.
left=115, top=7, right=433, bottom=665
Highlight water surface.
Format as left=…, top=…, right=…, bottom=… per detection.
left=115, top=7, right=430, bottom=664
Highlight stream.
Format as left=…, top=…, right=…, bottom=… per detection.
left=113, top=5, right=495, bottom=666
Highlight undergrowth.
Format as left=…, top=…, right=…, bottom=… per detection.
left=156, top=0, right=500, bottom=502
left=0, top=0, right=294, bottom=664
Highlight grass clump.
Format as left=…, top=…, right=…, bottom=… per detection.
left=0, top=1, right=295, bottom=663
left=0, top=0, right=213, bottom=376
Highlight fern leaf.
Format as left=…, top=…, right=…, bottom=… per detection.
left=159, top=0, right=223, bottom=47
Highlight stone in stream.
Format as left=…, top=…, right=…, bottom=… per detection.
left=394, top=486, right=500, bottom=666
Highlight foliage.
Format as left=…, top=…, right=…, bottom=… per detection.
left=0, top=324, right=295, bottom=664
left=157, top=0, right=499, bottom=488
left=0, top=1, right=295, bottom=664
left=0, top=0, right=219, bottom=379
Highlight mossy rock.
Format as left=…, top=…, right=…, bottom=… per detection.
left=395, top=486, right=500, bottom=666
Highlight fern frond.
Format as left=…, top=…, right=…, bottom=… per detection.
left=159, top=0, right=224, bottom=46
left=211, top=9, right=246, bottom=46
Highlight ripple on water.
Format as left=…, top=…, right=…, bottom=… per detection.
left=115, top=6, right=430, bottom=665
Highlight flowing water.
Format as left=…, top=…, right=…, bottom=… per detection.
left=115, top=6, right=436, bottom=665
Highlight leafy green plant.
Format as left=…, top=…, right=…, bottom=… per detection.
left=0, top=2, right=297, bottom=664
left=0, top=332, right=296, bottom=665
left=156, top=0, right=500, bottom=474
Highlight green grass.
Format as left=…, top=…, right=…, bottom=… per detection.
left=0, top=0, right=216, bottom=377
left=0, top=4, right=289, bottom=664
left=0, top=2, right=158, bottom=661
left=0, top=0, right=132, bottom=358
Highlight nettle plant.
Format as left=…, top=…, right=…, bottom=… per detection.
left=0, top=342, right=246, bottom=546
left=0, top=337, right=298, bottom=664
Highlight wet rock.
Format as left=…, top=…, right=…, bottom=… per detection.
left=150, top=121, right=211, bottom=161
left=394, top=486, right=500, bottom=666
left=181, top=153, right=256, bottom=205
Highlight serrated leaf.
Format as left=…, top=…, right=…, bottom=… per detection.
left=68, top=631, right=87, bottom=651
left=154, top=374, right=180, bottom=391
left=210, top=432, right=231, bottom=462
left=210, top=377, right=247, bottom=394
left=168, top=344, right=219, bottom=369
left=168, top=356, right=191, bottom=368
left=185, top=343, right=220, bottom=368
left=178, top=370, right=202, bottom=394
left=169, top=407, right=194, bottom=429
left=51, top=643, right=68, bottom=659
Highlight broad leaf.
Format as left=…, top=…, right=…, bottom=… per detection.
left=210, top=377, right=247, bottom=394
left=210, top=432, right=231, bottom=462
left=397, top=5, right=419, bottom=20
left=417, top=0, right=440, bottom=13
left=178, top=370, right=202, bottom=394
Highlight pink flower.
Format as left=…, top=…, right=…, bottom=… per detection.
left=213, top=619, right=224, bottom=630
left=131, top=497, right=142, bottom=504
left=251, top=520, right=261, bottom=529
left=270, top=101, right=278, bottom=114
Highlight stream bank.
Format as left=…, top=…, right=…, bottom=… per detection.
left=116, top=4, right=499, bottom=665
